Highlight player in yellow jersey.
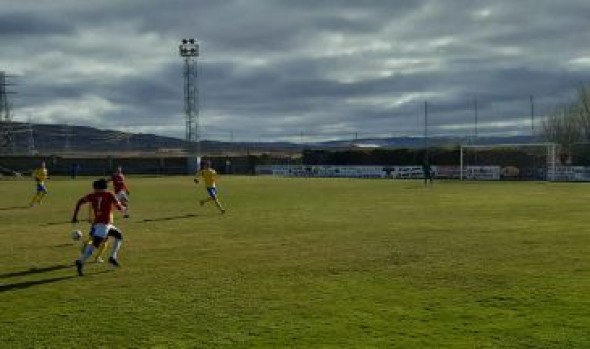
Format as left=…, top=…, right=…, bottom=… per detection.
left=30, top=161, right=49, bottom=207
left=194, top=160, right=226, bottom=214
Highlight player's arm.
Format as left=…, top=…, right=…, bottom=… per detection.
left=110, top=193, right=124, bottom=212
left=193, top=170, right=201, bottom=184
left=71, top=197, right=89, bottom=223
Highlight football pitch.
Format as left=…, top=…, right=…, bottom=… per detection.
left=1, top=176, right=589, bottom=348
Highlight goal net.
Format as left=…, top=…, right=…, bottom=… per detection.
left=460, top=143, right=557, bottom=181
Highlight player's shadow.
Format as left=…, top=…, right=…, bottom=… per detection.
left=42, top=220, right=76, bottom=226
left=0, top=264, right=72, bottom=279
left=138, top=213, right=197, bottom=223
left=0, top=275, right=76, bottom=293
left=0, top=205, right=30, bottom=211
left=0, top=269, right=113, bottom=293
left=54, top=243, right=75, bottom=248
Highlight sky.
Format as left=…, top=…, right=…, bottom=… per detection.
left=1, top=0, right=590, bottom=142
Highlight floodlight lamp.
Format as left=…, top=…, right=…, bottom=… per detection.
left=179, top=38, right=199, bottom=57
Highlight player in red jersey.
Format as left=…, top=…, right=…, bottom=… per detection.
left=72, top=178, right=124, bottom=276
left=108, top=165, right=130, bottom=218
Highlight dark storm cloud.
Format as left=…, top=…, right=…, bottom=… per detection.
left=0, top=13, right=73, bottom=36
left=2, top=0, right=590, bottom=141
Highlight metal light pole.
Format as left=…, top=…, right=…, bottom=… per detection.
left=473, top=98, right=478, bottom=144
left=179, top=38, right=200, bottom=157
left=530, top=95, right=535, bottom=136
left=424, top=101, right=429, bottom=162
left=0, top=71, right=16, bottom=154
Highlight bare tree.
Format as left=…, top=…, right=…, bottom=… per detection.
left=542, top=104, right=582, bottom=164
left=575, top=86, right=590, bottom=140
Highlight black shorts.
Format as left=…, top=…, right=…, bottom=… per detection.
left=108, top=227, right=123, bottom=240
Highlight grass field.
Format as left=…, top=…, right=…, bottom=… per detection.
left=1, top=176, right=589, bottom=348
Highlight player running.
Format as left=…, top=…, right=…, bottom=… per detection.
left=194, top=160, right=226, bottom=214
left=29, top=161, right=48, bottom=207
left=108, top=165, right=130, bottom=218
left=71, top=178, right=125, bottom=276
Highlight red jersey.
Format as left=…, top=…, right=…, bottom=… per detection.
left=77, top=191, right=122, bottom=224
left=111, top=173, right=128, bottom=193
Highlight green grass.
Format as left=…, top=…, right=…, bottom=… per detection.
left=1, top=176, right=589, bottom=348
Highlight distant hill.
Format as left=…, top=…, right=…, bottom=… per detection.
left=3, top=122, right=302, bottom=155
left=1, top=122, right=542, bottom=155
left=319, top=135, right=541, bottom=149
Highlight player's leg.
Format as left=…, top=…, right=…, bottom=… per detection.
left=214, top=198, right=225, bottom=213
left=37, top=184, right=48, bottom=204
left=76, top=224, right=108, bottom=276
left=30, top=184, right=42, bottom=206
left=82, top=215, right=108, bottom=263
left=199, top=195, right=212, bottom=206
left=208, top=187, right=225, bottom=213
left=76, top=237, right=103, bottom=276
left=80, top=235, right=92, bottom=253
left=121, top=192, right=130, bottom=218
left=78, top=226, right=99, bottom=263
left=106, top=226, right=123, bottom=266
left=29, top=193, right=39, bottom=206
left=80, top=234, right=107, bottom=263
left=94, top=240, right=108, bottom=263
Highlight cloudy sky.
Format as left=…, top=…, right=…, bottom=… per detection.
left=1, top=0, right=589, bottom=142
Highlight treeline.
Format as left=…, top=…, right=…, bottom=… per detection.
left=302, top=148, right=458, bottom=166
left=297, top=146, right=590, bottom=167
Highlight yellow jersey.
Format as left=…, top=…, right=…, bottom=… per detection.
left=196, top=168, right=217, bottom=187
left=33, top=168, right=48, bottom=183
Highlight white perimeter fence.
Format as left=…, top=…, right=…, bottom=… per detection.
left=255, top=165, right=590, bottom=182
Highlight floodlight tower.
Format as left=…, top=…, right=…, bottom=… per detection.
left=179, top=38, right=200, bottom=154
left=0, top=72, right=16, bottom=154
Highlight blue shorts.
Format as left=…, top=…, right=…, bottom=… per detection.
left=36, top=183, right=48, bottom=193
left=206, top=187, right=217, bottom=198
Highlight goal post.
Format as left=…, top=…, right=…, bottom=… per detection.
left=460, top=143, right=557, bottom=181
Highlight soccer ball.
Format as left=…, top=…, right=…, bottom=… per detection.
left=71, top=230, right=83, bottom=241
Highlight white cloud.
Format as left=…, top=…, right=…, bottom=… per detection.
left=568, top=57, right=590, bottom=70
left=17, top=95, right=121, bottom=125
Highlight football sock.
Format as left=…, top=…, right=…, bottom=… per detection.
left=110, top=239, right=122, bottom=259
left=80, top=245, right=95, bottom=264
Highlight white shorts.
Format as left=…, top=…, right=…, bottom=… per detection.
left=115, top=191, right=129, bottom=204
left=90, top=223, right=115, bottom=238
